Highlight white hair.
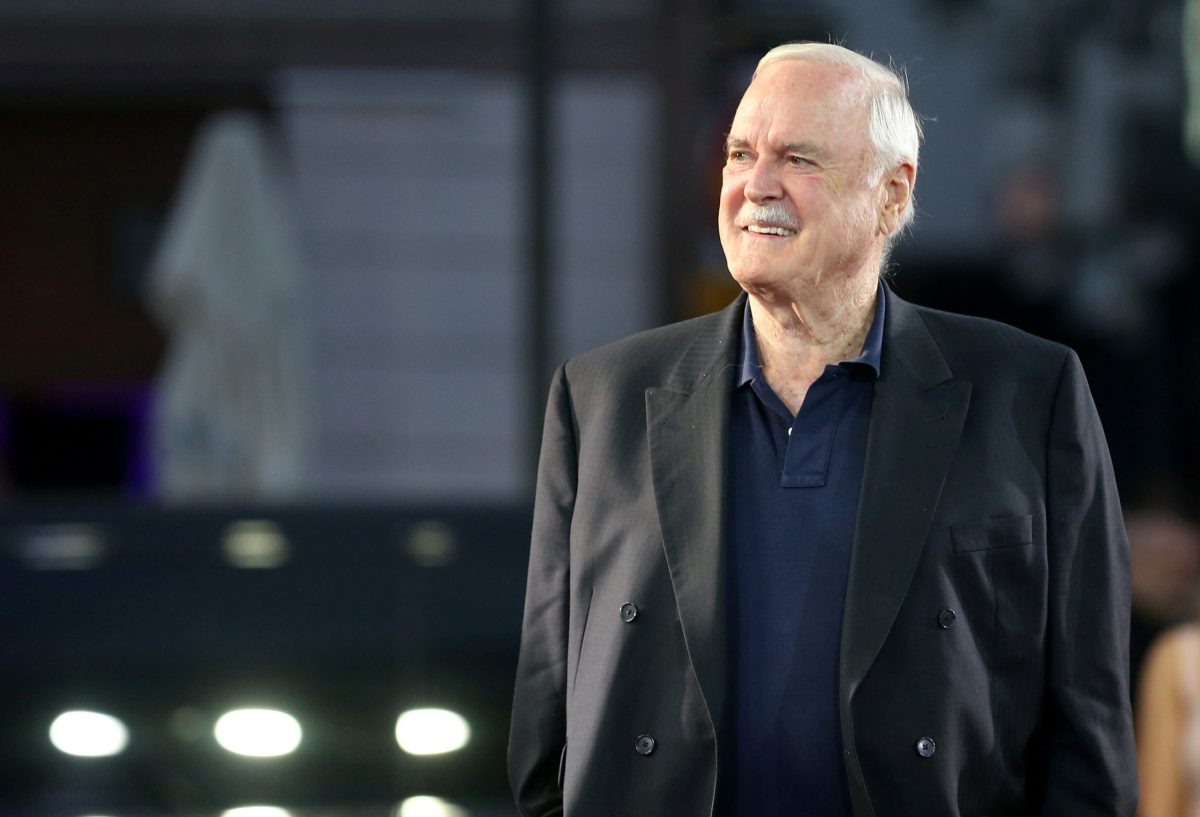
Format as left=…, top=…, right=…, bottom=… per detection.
left=755, top=42, right=923, bottom=234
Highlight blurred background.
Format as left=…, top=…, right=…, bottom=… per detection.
left=0, top=1, right=1197, bottom=815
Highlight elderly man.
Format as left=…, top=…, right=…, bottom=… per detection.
left=508, top=42, right=1136, bottom=817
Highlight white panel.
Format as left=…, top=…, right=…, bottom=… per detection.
left=551, top=75, right=658, bottom=363
left=293, top=175, right=521, bottom=238
left=311, top=368, right=522, bottom=439
left=309, top=266, right=522, bottom=342
left=276, top=69, right=661, bottom=500
left=276, top=69, right=526, bottom=501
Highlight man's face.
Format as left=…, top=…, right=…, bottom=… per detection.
left=718, top=60, right=883, bottom=297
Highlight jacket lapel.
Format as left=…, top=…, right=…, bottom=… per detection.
left=839, top=288, right=971, bottom=815
left=841, top=289, right=971, bottom=692
left=646, top=297, right=742, bottom=732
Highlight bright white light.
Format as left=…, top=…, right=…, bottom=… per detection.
left=395, top=795, right=470, bottom=817
left=49, top=710, right=129, bottom=757
left=220, top=807, right=293, bottom=817
left=394, top=708, right=470, bottom=756
left=214, top=709, right=302, bottom=757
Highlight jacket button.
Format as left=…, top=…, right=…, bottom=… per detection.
left=620, top=602, right=639, bottom=623
left=635, top=734, right=656, bottom=755
left=915, top=737, right=936, bottom=758
left=937, top=609, right=957, bottom=629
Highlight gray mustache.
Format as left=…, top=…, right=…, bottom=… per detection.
left=736, top=202, right=799, bottom=230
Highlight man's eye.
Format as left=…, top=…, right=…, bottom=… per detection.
left=788, top=155, right=814, bottom=167
left=727, top=150, right=750, bottom=162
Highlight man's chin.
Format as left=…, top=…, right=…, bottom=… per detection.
left=728, top=264, right=791, bottom=294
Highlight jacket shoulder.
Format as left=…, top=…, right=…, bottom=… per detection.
left=907, top=301, right=1073, bottom=375
left=561, top=303, right=736, bottom=386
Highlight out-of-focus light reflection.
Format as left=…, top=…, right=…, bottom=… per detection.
left=49, top=711, right=128, bottom=757
left=394, top=708, right=470, bottom=755
left=214, top=709, right=301, bottom=757
left=403, top=520, right=458, bottom=567
left=222, top=520, right=289, bottom=569
left=220, top=807, right=293, bottom=817
left=17, top=525, right=105, bottom=570
left=395, top=795, right=470, bottom=817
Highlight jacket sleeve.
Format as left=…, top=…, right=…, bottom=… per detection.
left=508, top=365, right=577, bottom=817
left=1037, top=349, right=1138, bottom=815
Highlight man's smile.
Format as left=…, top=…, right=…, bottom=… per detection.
left=743, top=224, right=798, bottom=237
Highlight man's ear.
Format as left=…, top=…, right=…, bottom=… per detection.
left=878, top=161, right=917, bottom=236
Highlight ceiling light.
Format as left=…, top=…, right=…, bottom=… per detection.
left=214, top=709, right=301, bottom=758
left=49, top=710, right=128, bottom=758
left=394, top=708, right=470, bottom=756
left=403, top=520, right=457, bottom=567
left=220, top=807, right=293, bottom=817
left=222, top=520, right=289, bottom=569
left=395, top=795, right=470, bottom=817
left=18, top=525, right=105, bottom=570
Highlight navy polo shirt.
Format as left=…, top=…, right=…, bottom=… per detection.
left=719, top=284, right=884, bottom=817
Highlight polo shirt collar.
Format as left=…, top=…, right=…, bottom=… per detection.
left=737, top=279, right=887, bottom=388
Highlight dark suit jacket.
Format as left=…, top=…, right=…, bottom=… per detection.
left=508, top=286, right=1137, bottom=817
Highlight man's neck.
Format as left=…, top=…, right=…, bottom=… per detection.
left=746, top=271, right=879, bottom=415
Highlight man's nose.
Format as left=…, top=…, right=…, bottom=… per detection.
left=744, top=158, right=782, bottom=203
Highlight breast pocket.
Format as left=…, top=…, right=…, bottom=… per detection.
left=947, top=511, right=1045, bottom=688
left=950, top=514, right=1033, bottom=553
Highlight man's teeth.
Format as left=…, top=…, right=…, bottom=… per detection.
left=746, top=224, right=797, bottom=237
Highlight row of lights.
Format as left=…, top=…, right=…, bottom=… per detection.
left=49, top=706, right=471, bottom=758
left=73, top=795, right=470, bottom=817
left=16, top=519, right=461, bottom=571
